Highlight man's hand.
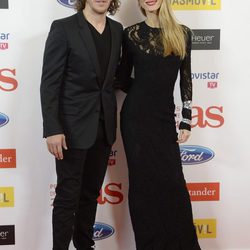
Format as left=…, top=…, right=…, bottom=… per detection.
left=46, top=134, right=68, bottom=160
left=177, top=129, right=191, bottom=144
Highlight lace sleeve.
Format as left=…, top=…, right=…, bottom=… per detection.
left=114, top=28, right=134, bottom=93
left=179, top=27, right=192, bottom=131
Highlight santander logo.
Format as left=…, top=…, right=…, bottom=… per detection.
left=180, top=145, right=215, bottom=165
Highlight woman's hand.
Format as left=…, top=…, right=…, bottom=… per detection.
left=177, top=129, right=191, bottom=144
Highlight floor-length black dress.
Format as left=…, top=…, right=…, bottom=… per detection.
left=116, top=22, right=201, bottom=250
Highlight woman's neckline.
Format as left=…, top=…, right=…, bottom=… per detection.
left=143, top=21, right=160, bottom=30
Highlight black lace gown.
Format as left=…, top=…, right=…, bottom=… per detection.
left=116, top=22, right=201, bottom=250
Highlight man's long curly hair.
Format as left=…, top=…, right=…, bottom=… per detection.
left=75, top=0, right=120, bottom=15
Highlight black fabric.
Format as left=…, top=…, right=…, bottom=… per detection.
left=40, top=12, right=123, bottom=148
left=87, top=20, right=111, bottom=87
left=87, top=20, right=111, bottom=120
left=52, top=121, right=111, bottom=250
left=116, top=22, right=201, bottom=250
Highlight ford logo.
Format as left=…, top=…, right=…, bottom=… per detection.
left=0, top=112, right=9, bottom=127
left=179, top=145, right=214, bottom=165
left=93, top=222, right=114, bottom=241
left=57, top=0, right=75, bottom=8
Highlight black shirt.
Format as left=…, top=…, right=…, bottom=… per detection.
left=87, top=20, right=111, bottom=87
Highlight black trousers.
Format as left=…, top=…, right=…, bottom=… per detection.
left=52, top=121, right=111, bottom=250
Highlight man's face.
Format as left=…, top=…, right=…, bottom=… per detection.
left=85, top=0, right=112, bottom=14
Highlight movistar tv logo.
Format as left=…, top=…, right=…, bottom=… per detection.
left=171, top=0, right=221, bottom=10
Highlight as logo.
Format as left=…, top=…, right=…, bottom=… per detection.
left=0, top=113, right=9, bottom=128
left=180, top=145, right=214, bottom=165
left=0, top=69, right=18, bottom=91
left=57, top=0, right=75, bottom=8
left=98, top=183, right=124, bottom=205
left=93, top=223, right=114, bottom=241
left=192, top=106, right=224, bottom=128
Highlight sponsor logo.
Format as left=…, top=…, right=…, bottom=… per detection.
left=0, top=112, right=9, bottom=128
left=0, top=33, right=10, bottom=50
left=180, top=145, right=214, bottom=165
left=194, top=219, right=217, bottom=238
left=108, top=149, right=117, bottom=166
left=171, top=0, right=221, bottom=10
left=192, top=72, right=219, bottom=89
left=0, top=0, right=8, bottom=9
left=175, top=106, right=224, bottom=128
left=57, top=0, right=75, bottom=8
left=0, top=68, right=18, bottom=91
left=93, top=222, right=115, bottom=241
left=192, top=72, right=219, bottom=80
left=192, top=106, right=224, bottom=128
left=0, top=149, right=16, bottom=168
left=207, top=82, right=218, bottom=89
left=187, top=183, right=220, bottom=201
left=49, top=182, right=124, bottom=206
left=0, top=187, right=14, bottom=207
left=0, top=225, right=15, bottom=245
left=98, top=183, right=124, bottom=205
left=192, top=30, right=220, bottom=50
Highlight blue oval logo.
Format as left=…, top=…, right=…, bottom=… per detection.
left=93, top=222, right=115, bottom=241
left=57, top=0, right=75, bottom=8
left=0, top=112, right=9, bottom=127
left=179, top=145, right=215, bottom=165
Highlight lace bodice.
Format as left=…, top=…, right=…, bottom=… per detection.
left=116, top=21, right=193, bottom=131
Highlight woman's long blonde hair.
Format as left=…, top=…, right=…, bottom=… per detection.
left=140, top=0, right=187, bottom=59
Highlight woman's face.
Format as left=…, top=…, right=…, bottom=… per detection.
left=139, top=0, right=163, bottom=13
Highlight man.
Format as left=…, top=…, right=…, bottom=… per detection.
left=40, top=1, right=122, bottom=249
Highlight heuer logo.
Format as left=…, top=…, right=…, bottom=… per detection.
left=180, top=145, right=214, bottom=165
left=57, top=0, right=75, bottom=8
left=93, top=222, right=114, bottom=241
left=192, top=30, right=220, bottom=50
left=0, top=113, right=9, bottom=128
left=0, top=0, right=9, bottom=9
left=0, top=33, right=10, bottom=50
left=171, top=0, right=221, bottom=10
left=0, top=225, right=15, bottom=245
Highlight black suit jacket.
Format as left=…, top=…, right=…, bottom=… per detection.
left=40, top=12, right=123, bottom=149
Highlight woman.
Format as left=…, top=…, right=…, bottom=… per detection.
left=116, top=0, right=201, bottom=249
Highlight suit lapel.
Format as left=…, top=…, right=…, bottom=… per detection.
left=103, top=17, right=118, bottom=88
left=77, top=12, right=101, bottom=84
